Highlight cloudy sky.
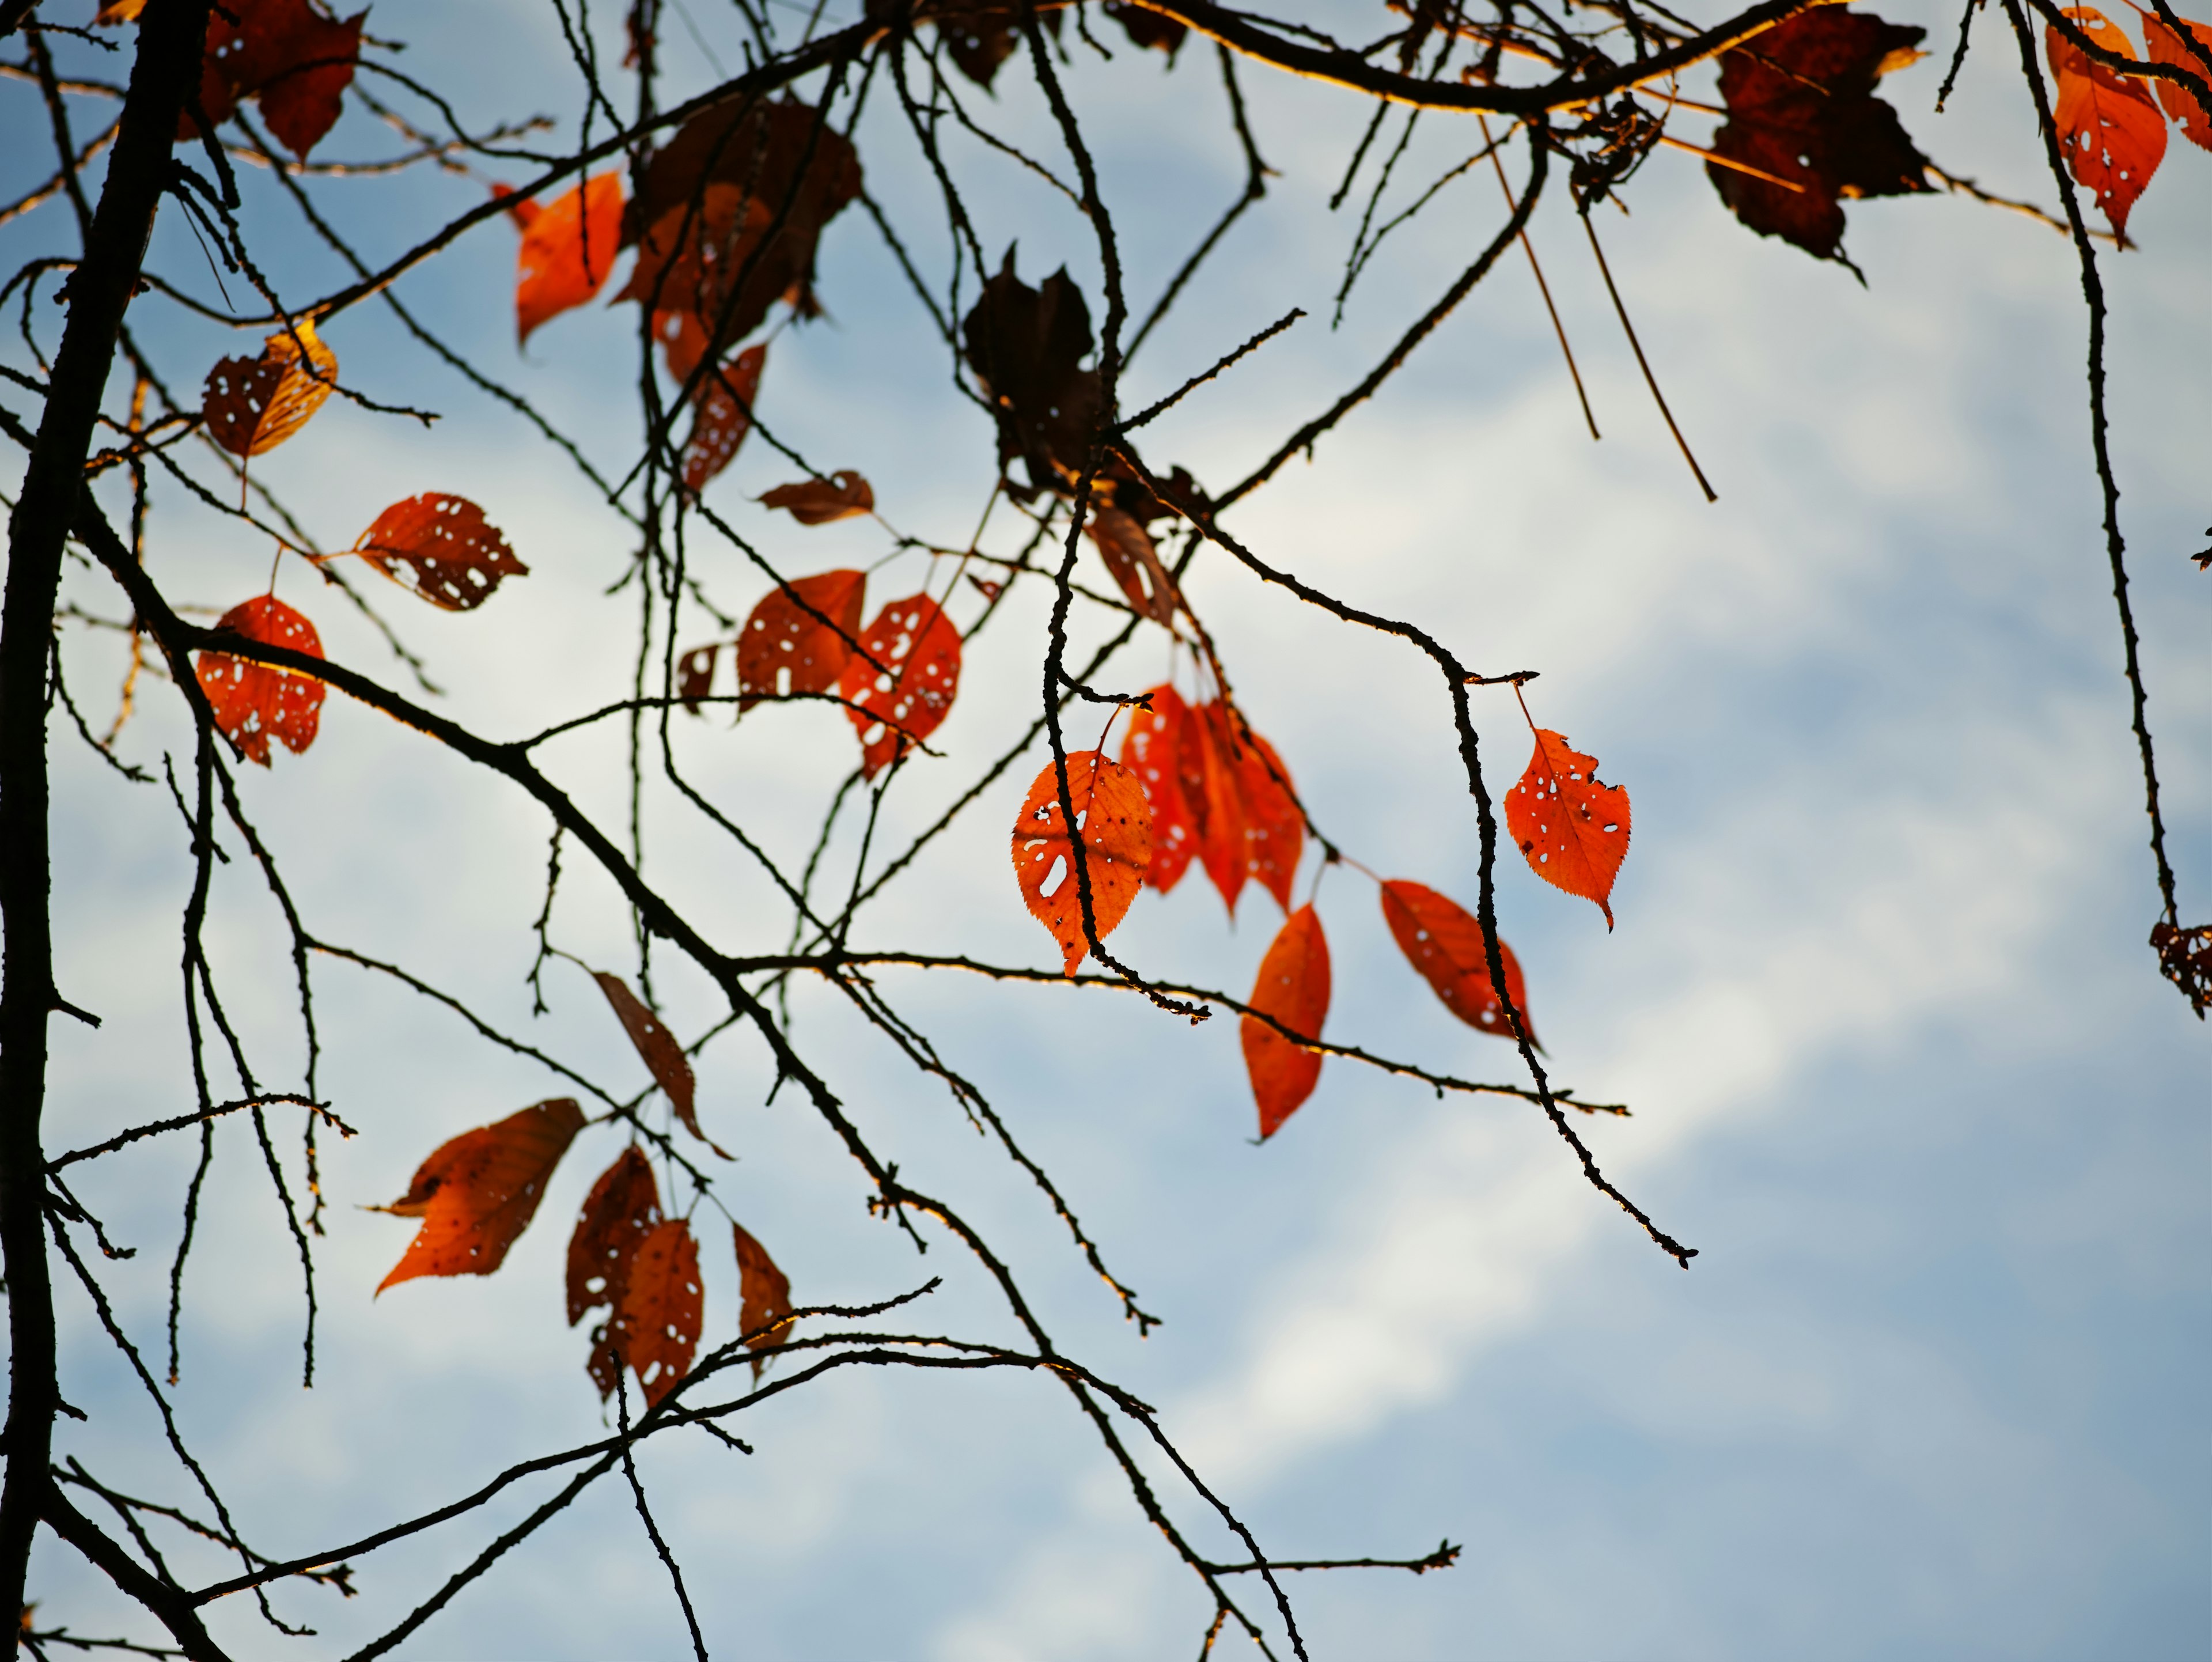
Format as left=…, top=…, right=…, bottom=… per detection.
left=7, top=0, right=2207, bottom=1656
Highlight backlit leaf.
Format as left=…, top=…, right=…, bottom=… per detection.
left=1242, top=905, right=1331, bottom=1139
left=194, top=595, right=325, bottom=767
left=2142, top=13, right=2212, bottom=149
left=2047, top=7, right=2168, bottom=238
left=760, top=471, right=875, bottom=525
left=1120, top=683, right=1197, bottom=894
left=1186, top=701, right=1249, bottom=916
left=514, top=172, right=626, bottom=344
left=838, top=594, right=962, bottom=778
left=738, top=569, right=865, bottom=711
left=200, top=319, right=336, bottom=457
left=1012, top=750, right=1153, bottom=973
left=1237, top=731, right=1303, bottom=914
left=1505, top=728, right=1631, bottom=928
left=1086, top=504, right=1179, bottom=623
left=187, top=0, right=363, bottom=160
left=616, top=1218, right=703, bottom=1408
left=594, top=971, right=727, bottom=1156
left=732, top=1222, right=794, bottom=1381
left=348, top=494, right=528, bottom=611
left=566, top=1146, right=661, bottom=1326
left=1380, top=880, right=1536, bottom=1044
left=373, top=1099, right=584, bottom=1294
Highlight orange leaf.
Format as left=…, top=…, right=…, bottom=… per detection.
left=187, top=0, right=363, bottom=160
left=347, top=494, right=528, bottom=611
left=200, top=319, right=336, bottom=457
left=615, top=1218, right=703, bottom=1408
left=677, top=642, right=720, bottom=713
left=838, top=594, right=962, bottom=778
left=1505, top=728, right=1631, bottom=928
left=760, top=471, right=875, bottom=525
left=1185, top=701, right=1248, bottom=916
left=1012, top=750, right=1153, bottom=974
left=737, top=569, right=865, bottom=711
left=593, top=971, right=728, bottom=1156
left=374, top=1098, right=584, bottom=1294
left=2047, top=7, right=2168, bottom=238
left=1237, top=732, right=1304, bottom=914
left=1119, top=683, right=1196, bottom=894
left=1242, top=905, right=1331, bottom=1139
left=194, top=595, right=325, bottom=766
left=732, top=1221, right=793, bottom=1381
left=514, top=172, right=626, bottom=345
left=1085, top=504, right=1179, bottom=623
left=566, top=1146, right=662, bottom=1327
left=1380, top=880, right=1537, bottom=1045
left=2143, top=12, right=2212, bottom=149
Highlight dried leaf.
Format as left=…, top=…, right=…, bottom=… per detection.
left=348, top=494, right=528, bottom=611
left=1505, top=728, right=1631, bottom=928
left=1085, top=504, right=1179, bottom=623
left=200, top=319, right=337, bottom=457
left=514, top=172, right=626, bottom=344
left=2142, top=13, right=2212, bottom=150
left=1380, top=880, right=1537, bottom=1044
left=1102, top=0, right=1187, bottom=55
left=187, top=0, right=363, bottom=160
left=566, top=1146, right=661, bottom=1326
left=838, top=594, right=962, bottom=778
left=896, top=0, right=1063, bottom=88
left=374, top=1099, right=584, bottom=1294
left=1242, top=905, right=1331, bottom=1140
left=1236, top=731, right=1303, bottom=914
left=677, top=643, right=720, bottom=713
left=961, top=256, right=1100, bottom=494
left=1120, top=683, right=1197, bottom=894
left=674, top=333, right=766, bottom=495
left=2048, top=7, right=2169, bottom=236
left=2151, top=920, right=2212, bottom=1016
left=732, top=1221, right=794, bottom=1381
left=615, top=1218, right=703, bottom=1408
left=194, top=594, right=325, bottom=767
left=593, top=971, right=727, bottom=1156
left=760, top=471, right=875, bottom=525
left=738, top=568, right=865, bottom=711
left=1012, top=750, right=1153, bottom=973
left=1707, top=7, right=1931, bottom=262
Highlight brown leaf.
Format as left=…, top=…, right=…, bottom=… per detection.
left=374, top=1099, right=584, bottom=1293
left=513, top=172, right=626, bottom=345
left=1380, top=881, right=1537, bottom=1045
left=737, top=569, right=866, bottom=711
left=1242, top=905, right=1331, bottom=1139
left=1102, top=0, right=1187, bottom=54
left=2150, top=920, right=2212, bottom=1016
left=593, top=971, right=727, bottom=1156
left=615, top=1218, right=703, bottom=1408
left=194, top=594, right=325, bottom=766
left=566, top=1146, right=662, bottom=1326
left=1085, top=504, right=1179, bottom=623
left=186, top=0, right=363, bottom=160
left=347, top=494, right=528, bottom=611
left=1012, top=750, right=1153, bottom=973
left=677, top=643, right=721, bottom=713
left=838, top=594, right=963, bottom=778
left=732, top=1221, right=794, bottom=1381
left=200, top=319, right=337, bottom=458
left=961, top=255, right=1100, bottom=494
left=760, top=471, right=875, bottom=525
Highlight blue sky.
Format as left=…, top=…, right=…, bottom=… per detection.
left=6, top=0, right=2208, bottom=1656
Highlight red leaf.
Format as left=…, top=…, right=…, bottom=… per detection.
left=188, top=0, right=363, bottom=159
left=760, top=471, right=875, bottom=525
left=838, top=594, right=962, bottom=778
left=653, top=311, right=767, bottom=494
left=1012, top=750, right=1153, bottom=974
left=1237, top=732, right=1304, bottom=914
left=1085, top=504, right=1179, bottom=623
left=616, top=1218, right=703, bottom=1408
left=514, top=172, right=625, bottom=345
left=2047, top=7, right=2169, bottom=238
left=1186, top=701, right=1249, bottom=916
left=677, top=642, right=720, bottom=713
left=1505, top=728, right=1631, bottom=928
left=593, top=971, right=728, bottom=1156
left=566, top=1146, right=661, bottom=1326
left=374, top=1099, right=584, bottom=1294
left=1242, top=905, right=1331, bottom=1139
left=737, top=569, right=865, bottom=711
left=194, top=595, right=325, bottom=767
left=347, top=494, right=528, bottom=611
left=2141, top=12, right=2212, bottom=150
left=732, top=1221, right=793, bottom=1381
left=200, top=319, right=337, bottom=458
left=1119, top=683, right=1197, bottom=894
left=1380, top=881, right=1537, bottom=1045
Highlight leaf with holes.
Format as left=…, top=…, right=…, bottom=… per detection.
left=1120, top=683, right=1197, bottom=894
left=1505, top=728, right=1631, bottom=927
left=1012, top=751, right=1153, bottom=974
left=594, top=971, right=728, bottom=1156
left=677, top=643, right=720, bottom=713
left=961, top=255, right=1100, bottom=494
left=201, top=320, right=338, bottom=458
left=187, top=0, right=364, bottom=159
left=566, top=1146, right=661, bottom=1330
left=2047, top=7, right=2168, bottom=238
left=760, top=471, right=875, bottom=525
left=614, top=1218, right=703, bottom=1408
left=738, top=569, right=865, bottom=712
left=666, top=328, right=766, bottom=497
left=732, top=1222, right=794, bottom=1381
left=838, top=594, right=962, bottom=778
left=2141, top=12, right=2211, bottom=150
left=514, top=172, right=626, bottom=345
left=1086, top=505, right=1180, bottom=623
left=1243, top=905, right=1331, bottom=1139
left=373, top=1099, right=584, bottom=1294
left=1237, top=732, right=1303, bottom=914
left=195, top=595, right=325, bottom=767
left=1380, top=881, right=1537, bottom=1045
left=346, top=494, right=528, bottom=611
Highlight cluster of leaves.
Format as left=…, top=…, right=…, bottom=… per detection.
left=2043, top=4, right=2212, bottom=240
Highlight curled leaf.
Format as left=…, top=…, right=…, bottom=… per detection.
left=374, top=1099, right=584, bottom=1294
left=2142, top=13, right=2212, bottom=149
left=201, top=319, right=337, bottom=457
left=348, top=494, right=528, bottom=611
left=1242, top=905, right=1331, bottom=1139
left=1012, top=750, right=1153, bottom=973
left=194, top=594, right=325, bottom=766
left=732, top=1222, right=794, bottom=1381
left=1085, top=505, right=1179, bottom=623
left=961, top=256, right=1100, bottom=493
left=1380, top=880, right=1536, bottom=1045
left=760, top=471, right=874, bottom=525
left=1505, top=728, right=1631, bottom=927
left=594, top=971, right=727, bottom=1156
left=2047, top=7, right=2168, bottom=238
left=838, top=594, right=962, bottom=778
left=1120, top=683, right=1197, bottom=894
left=738, top=569, right=865, bottom=711
left=514, top=172, right=626, bottom=344
left=616, top=1218, right=703, bottom=1408
left=567, top=1146, right=662, bottom=1327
